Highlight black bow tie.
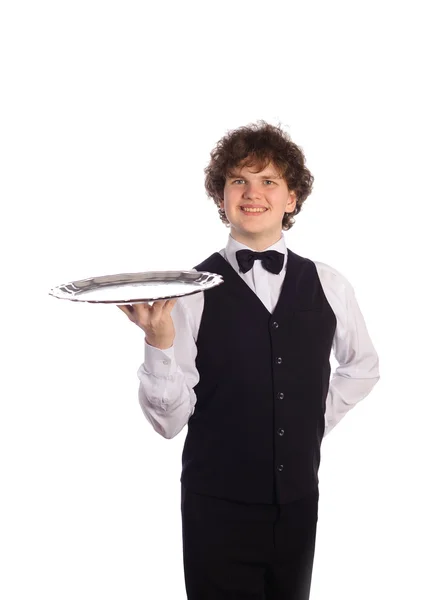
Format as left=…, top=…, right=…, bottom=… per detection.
left=235, top=249, right=285, bottom=274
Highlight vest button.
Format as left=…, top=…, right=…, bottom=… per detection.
left=272, top=321, right=279, bottom=329
left=277, top=392, right=284, bottom=400
left=277, top=428, right=285, bottom=436
left=277, top=464, right=284, bottom=472
left=275, top=357, right=282, bottom=364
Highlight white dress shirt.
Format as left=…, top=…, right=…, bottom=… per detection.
left=137, top=233, right=380, bottom=440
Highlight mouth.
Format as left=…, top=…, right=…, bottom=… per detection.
left=240, top=207, right=268, bottom=215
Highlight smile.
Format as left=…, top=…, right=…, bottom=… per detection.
left=240, top=207, right=268, bottom=214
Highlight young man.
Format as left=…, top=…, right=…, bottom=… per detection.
left=118, top=121, right=380, bottom=599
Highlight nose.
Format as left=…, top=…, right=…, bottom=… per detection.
left=243, top=182, right=263, bottom=199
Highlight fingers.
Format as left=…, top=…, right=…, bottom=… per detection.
left=162, top=298, right=178, bottom=312
left=116, top=298, right=177, bottom=315
left=147, top=298, right=177, bottom=311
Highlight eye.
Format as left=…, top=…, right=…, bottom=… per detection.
left=231, top=179, right=275, bottom=185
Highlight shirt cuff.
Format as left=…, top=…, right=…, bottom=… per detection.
left=143, top=340, right=177, bottom=378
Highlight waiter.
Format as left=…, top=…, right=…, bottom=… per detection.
left=118, top=121, right=380, bottom=599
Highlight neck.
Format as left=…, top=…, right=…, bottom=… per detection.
left=231, top=230, right=283, bottom=252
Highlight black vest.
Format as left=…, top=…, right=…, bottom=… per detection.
left=180, top=248, right=337, bottom=505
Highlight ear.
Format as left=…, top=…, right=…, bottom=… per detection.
left=285, top=191, right=297, bottom=213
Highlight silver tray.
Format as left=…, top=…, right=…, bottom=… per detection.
left=48, top=270, right=224, bottom=305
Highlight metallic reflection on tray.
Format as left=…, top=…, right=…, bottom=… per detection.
left=48, top=270, right=224, bottom=305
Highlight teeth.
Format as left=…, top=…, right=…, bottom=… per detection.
left=242, top=207, right=267, bottom=212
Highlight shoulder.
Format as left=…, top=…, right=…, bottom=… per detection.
left=312, top=260, right=353, bottom=293
left=311, top=260, right=356, bottom=330
left=175, top=269, right=205, bottom=341
left=288, top=250, right=350, bottom=287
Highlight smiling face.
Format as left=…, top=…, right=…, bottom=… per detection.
left=219, top=161, right=297, bottom=251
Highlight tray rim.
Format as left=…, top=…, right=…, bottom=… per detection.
left=48, top=270, right=224, bottom=304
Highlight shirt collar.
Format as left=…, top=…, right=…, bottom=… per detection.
left=224, top=233, right=288, bottom=274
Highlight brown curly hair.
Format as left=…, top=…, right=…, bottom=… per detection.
left=204, top=120, right=314, bottom=230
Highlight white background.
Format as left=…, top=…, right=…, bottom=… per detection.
left=1, top=1, right=436, bottom=598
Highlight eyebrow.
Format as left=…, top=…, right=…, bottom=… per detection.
left=227, top=172, right=281, bottom=179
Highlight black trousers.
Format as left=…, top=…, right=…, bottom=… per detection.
left=181, top=485, right=319, bottom=600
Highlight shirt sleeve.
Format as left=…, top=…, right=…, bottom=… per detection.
left=136, top=296, right=200, bottom=439
left=323, top=271, right=380, bottom=437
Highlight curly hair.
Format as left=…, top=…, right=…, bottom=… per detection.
left=204, top=120, right=314, bottom=230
